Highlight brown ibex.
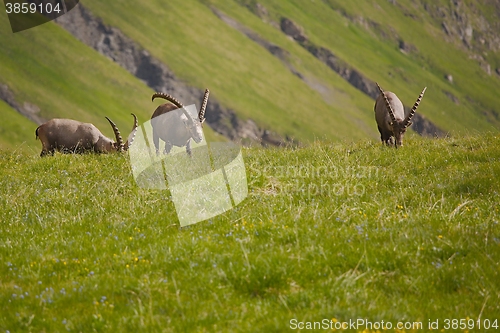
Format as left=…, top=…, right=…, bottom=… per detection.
left=374, top=83, right=426, bottom=147
left=151, top=89, right=210, bottom=156
left=36, top=114, right=138, bottom=157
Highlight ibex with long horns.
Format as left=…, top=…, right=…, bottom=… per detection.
left=374, top=83, right=426, bottom=147
left=35, top=114, right=138, bottom=157
left=151, top=89, right=209, bottom=156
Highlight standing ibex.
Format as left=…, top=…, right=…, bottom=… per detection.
left=374, top=83, right=426, bottom=147
left=36, top=114, right=138, bottom=157
left=151, top=89, right=210, bottom=156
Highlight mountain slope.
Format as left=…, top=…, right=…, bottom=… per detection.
left=77, top=0, right=500, bottom=134
left=0, top=100, right=35, bottom=151
left=0, top=12, right=221, bottom=151
left=75, top=0, right=378, bottom=143
left=1, top=0, right=500, bottom=151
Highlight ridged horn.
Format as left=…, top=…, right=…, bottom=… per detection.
left=151, top=92, right=193, bottom=121
left=199, top=89, right=210, bottom=125
left=376, top=82, right=397, bottom=125
left=152, top=92, right=184, bottom=108
left=105, top=116, right=124, bottom=152
left=124, top=113, right=138, bottom=150
left=403, top=87, right=427, bottom=128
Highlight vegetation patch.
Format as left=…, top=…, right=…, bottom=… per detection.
left=1, top=134, right=499, bottom=331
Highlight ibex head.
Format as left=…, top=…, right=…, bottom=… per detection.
left=105, top=113, right=138, bottom=152
left=375, top=83, right=426, bottom=148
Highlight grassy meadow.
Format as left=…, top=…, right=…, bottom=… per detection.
left=1, top=134, right=499, bottom=332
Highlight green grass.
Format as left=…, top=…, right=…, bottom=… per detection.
left=0, top=100, right=36, bottom=150
left=1, top=134, right=499, bottom=331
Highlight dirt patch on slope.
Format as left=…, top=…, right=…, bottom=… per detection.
left=0, top=84, right=45, bottom=125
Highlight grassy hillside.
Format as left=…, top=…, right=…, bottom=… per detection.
left=1, top=0, right=500, bottom=150
left=78, top=0, right=378, bottom=143
left=1, top=135, right=499, bottom=331
left=82, top=0, right=500, bottom=136
left=0, top=12, right=221, bottom=152
left=0, top=100, right=35, bottom=151
left=314, top=0, right=500, bottom=130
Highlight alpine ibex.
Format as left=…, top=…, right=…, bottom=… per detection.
left=374, top=83, right=426, bottom=147
left=151, top=89, right=210, bottom=156
left=36, top=114, right=138, bottom=157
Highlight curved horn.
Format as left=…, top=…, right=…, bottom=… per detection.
left=105, top=116, right=124, bottom=152
left=199, top=89, right=210, bottom=125
left=124, top=113, right=138, bottom=150
left=152, top=92, right=184, bottom=108
left=376, top=82, right=397, bottom=125
left=403, top=87, right=427, bottom=128
left=151, top=92, right=194, bottom=122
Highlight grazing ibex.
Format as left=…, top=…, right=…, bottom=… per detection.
left=151, top=89, right=210, bottom=156
left=36, top=114, right=138, bottom=157
left=375, top=83, right=426, bottom=147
